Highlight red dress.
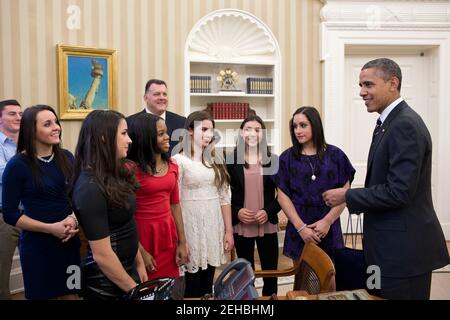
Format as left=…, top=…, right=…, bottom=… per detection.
left=132, top=160, right=180, bottom=280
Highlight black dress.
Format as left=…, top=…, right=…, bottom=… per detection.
left=72, top=172, right=139, bottom=300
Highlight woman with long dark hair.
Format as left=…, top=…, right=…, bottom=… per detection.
left=173, top=110, right=233, bottom=298
left=2, top=105, right=80, bottom=299
left=273, top=106, right=355, bottom=262
left=71, top=110, right=147, bottom=300
left=126, top=113, right=188, bottom=281
left=227, top=114, right=281, bottom=296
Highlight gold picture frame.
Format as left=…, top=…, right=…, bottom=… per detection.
left=57, top=45, right=117, bottom=120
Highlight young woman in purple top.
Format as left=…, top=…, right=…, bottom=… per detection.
left=273, top=106, right=355, bottom=262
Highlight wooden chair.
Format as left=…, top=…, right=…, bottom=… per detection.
left=254, top=242, right=336, bottom=295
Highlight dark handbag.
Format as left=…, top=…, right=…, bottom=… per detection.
left=335, top=213, right=368, bottom=291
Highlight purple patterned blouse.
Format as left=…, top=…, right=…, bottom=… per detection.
left=273, top=144, right=355, bottom=261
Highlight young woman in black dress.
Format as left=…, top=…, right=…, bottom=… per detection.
left=72, top=110, right=147, bottom=300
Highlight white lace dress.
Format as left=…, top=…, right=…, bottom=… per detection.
left=173, top=153, right=230, bottom=273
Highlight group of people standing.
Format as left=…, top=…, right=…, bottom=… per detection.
left=0, top=58, right=448, bottom=301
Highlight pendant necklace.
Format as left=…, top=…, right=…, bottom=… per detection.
left=37, top=153, right=55, bottom=163
left=154, top=162, right=167, bottom=174
left=303, top=152, right=316, bottom=181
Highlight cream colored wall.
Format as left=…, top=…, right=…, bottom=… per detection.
left=0, top=0, right=323, bottom=152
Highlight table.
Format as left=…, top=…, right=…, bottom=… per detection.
left=286, top=289, right=382, bottom=300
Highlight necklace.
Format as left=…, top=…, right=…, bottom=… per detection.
left=37, top=153, right=55, bottom=163
left=303, top=153, right=317, bottom=181
left=154, top=162, right=167, bottom=174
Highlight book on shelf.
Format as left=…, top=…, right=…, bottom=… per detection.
left=206, top=102, right=250, bottom=120
left=246, top=77, right=273, bottom=94
left=190, top=75, right=211, bottom=93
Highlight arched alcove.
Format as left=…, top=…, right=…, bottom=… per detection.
left=184, top=9, right=282, bottom=154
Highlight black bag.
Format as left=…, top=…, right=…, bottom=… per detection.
left=335, top=213, right=368, bottom=291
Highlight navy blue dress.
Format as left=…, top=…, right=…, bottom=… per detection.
left=273, top=145, right=355, bottom=261
left=2, top=151, right=80, bottom=299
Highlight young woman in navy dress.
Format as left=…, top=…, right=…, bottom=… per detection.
left=2, top=105, right=80, bottom=300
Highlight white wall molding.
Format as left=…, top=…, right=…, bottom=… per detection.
left=321, top=0, right=450, bottom=31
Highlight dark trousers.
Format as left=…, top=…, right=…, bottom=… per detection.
left=234, top=233, right=278, bottom=296
left=184, top=265, right=216, bottom=298
left=380, top=272, right=432, bottom=300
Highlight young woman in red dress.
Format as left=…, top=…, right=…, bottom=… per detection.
left=126, top=113, right=189, bottom=281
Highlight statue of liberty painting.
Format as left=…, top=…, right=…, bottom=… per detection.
left=67, top=56, right=108, bottom=110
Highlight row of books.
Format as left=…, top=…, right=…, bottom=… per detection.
left=246, top=77, right=273, bottom=94
left=190, top=75, right=273, bottom=95
left=190, top=75, right=211, bottom=93
left=206, top=102, right=250, bottom=120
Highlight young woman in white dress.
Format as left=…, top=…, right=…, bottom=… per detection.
left=173, top=110, right=234, bottom=298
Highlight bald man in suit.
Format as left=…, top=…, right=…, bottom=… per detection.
left=323, top=58, right=449, bottom=300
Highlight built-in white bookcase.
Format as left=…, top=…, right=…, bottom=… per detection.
left=184, top=9, right=282, bottom=154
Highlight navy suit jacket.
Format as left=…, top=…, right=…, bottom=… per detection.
left=128, top=109, right=186, bottom=155
left=346, top=101, right=449, bottom=278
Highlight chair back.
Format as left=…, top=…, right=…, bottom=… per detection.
left=254, top=242, right=336, bottom=295
left=293, top=242, right=336, bottom=294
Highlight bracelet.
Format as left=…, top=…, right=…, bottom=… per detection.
left=296, top=224, right=307, bottom=234
left=69, top=213, right=79, bottom=228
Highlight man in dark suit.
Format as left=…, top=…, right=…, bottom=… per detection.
left=128, top=79, right=186, bottom=155
left=323, top=58, right=449, bottom=300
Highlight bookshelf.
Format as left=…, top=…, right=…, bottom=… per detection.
left=184, top=9, right=281, bottom=154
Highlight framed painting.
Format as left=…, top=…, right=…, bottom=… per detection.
left=57, top=45, right=117, bottom=120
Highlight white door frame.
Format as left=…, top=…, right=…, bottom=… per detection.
left=321, top=0, right=450, bottom=239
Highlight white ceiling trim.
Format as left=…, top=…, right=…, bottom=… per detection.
left=321, top=0, right=450, bottom=31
